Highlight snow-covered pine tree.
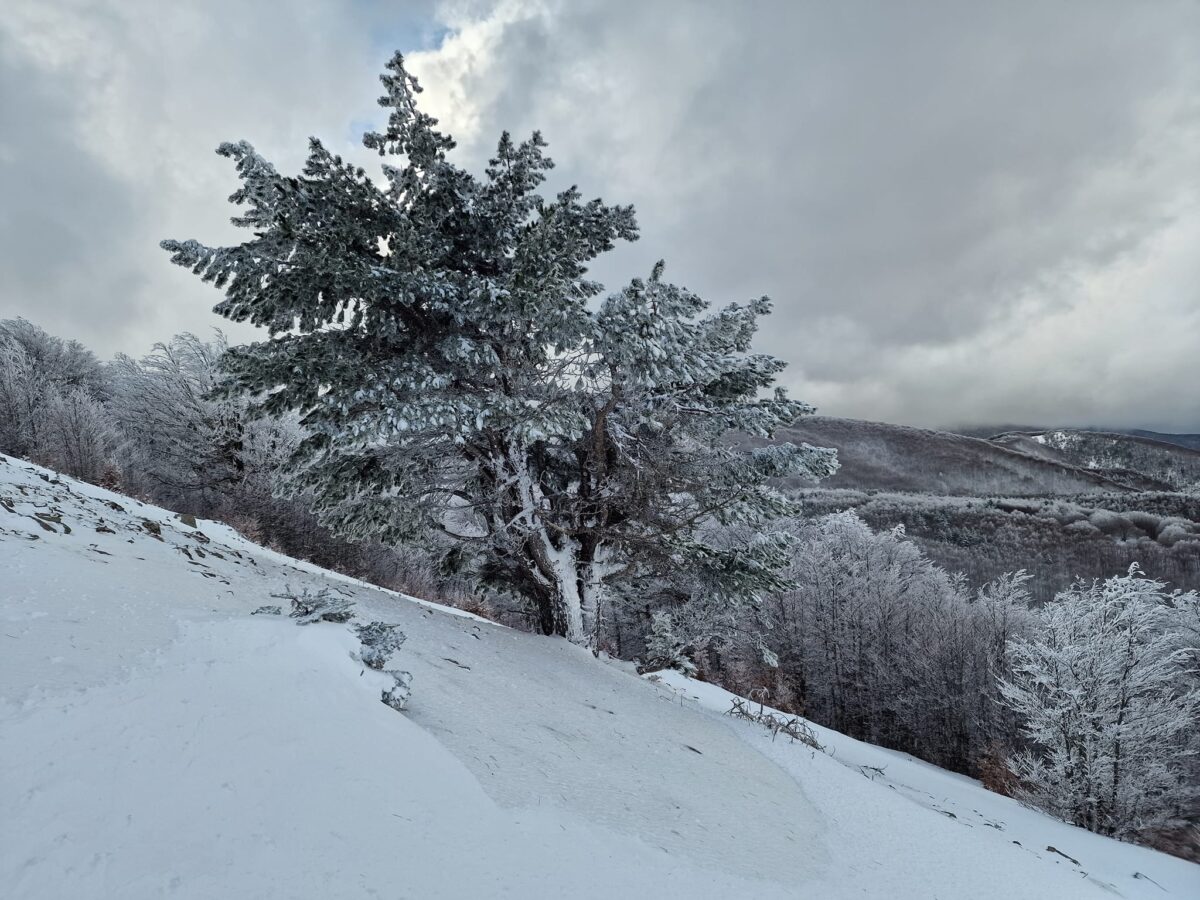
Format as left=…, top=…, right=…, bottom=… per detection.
left=999, top=566, right=1200, bottom=839
left=161, top=53, right=836, bottom=645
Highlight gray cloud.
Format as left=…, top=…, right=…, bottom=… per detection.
left=1, top=0, right=432, bottom=353
left=0, top=31, right=148, bottom=340
left=409, top=0, right=1200, bottom=430
left=2, top=0, right=1197, bottom=431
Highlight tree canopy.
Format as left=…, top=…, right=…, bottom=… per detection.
left=162, top=53, right=836, bottom=644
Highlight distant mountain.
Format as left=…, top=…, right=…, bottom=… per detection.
left=992, top=430, right=1200, bottom=493
left=1123, top=430, right=1200, bottom=452
left=952, top=424, right=1047, bottom=439
left=762, top=417, right=1154, bottom=496
left=950, top=427, right=1195, bottom=448
left=955, top=425, right=1200, bottom=453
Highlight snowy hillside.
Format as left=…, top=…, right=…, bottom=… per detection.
left=994, top=430, right=1200, bottom=493
left=2, top=454, right=1197, bottom=899
left=762, top=416, right=1155, bottom=495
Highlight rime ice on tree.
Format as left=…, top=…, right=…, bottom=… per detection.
left=162, top=53, right=836, bottom=646
left=1000, top=566, right=1200, bottom=838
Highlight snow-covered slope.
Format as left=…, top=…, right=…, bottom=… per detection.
left=2, top=455, right=1197, bottom=898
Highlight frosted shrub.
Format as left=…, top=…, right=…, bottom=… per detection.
left=286, top=587, right=356, bottom=625
left=642, top=612, right=697, bottom=676
left=354, top=623, right=413, bottom=711
left=281, top=595, right=415, bottom=711
left=355, top=621, right=407, bottom=670
left=1000, top=566, right=1200, bottom=839
left=381, top=671, right=413, bottom=712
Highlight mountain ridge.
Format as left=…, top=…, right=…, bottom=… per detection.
left=765, top=416, right=1166, bottom=495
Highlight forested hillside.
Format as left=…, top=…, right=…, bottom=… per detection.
left=795, top=489, right=1200, bottom=601
left=747, top=417, right=1200, bottom=599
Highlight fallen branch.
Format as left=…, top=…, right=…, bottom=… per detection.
left=726, top=697, right=826, bottom=752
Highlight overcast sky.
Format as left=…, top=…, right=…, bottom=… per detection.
left=2, top=0, right=1197, bottom=431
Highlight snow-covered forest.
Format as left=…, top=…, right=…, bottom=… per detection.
left=3, top=47, right=1198, bottom=888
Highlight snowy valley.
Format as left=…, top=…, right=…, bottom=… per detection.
left=2, top=454, right=1197, bottom=899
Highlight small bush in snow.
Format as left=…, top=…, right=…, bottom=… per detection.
left=251, top=605, right=282, bottom=616
left=642, top=612, right=697, bottom=676
left=355, top=621, right=407, bottom=670
left=286, top=587, right=356, bottom=625
left=352, top=621, right=413, bottom=711
left=381, top=670, right=413, bottom=712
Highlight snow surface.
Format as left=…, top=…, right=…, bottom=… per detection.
left=2, top=454, right=1197, bottom=898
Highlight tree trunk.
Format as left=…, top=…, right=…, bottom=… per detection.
left=524, top=527, right=587, bottom=643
